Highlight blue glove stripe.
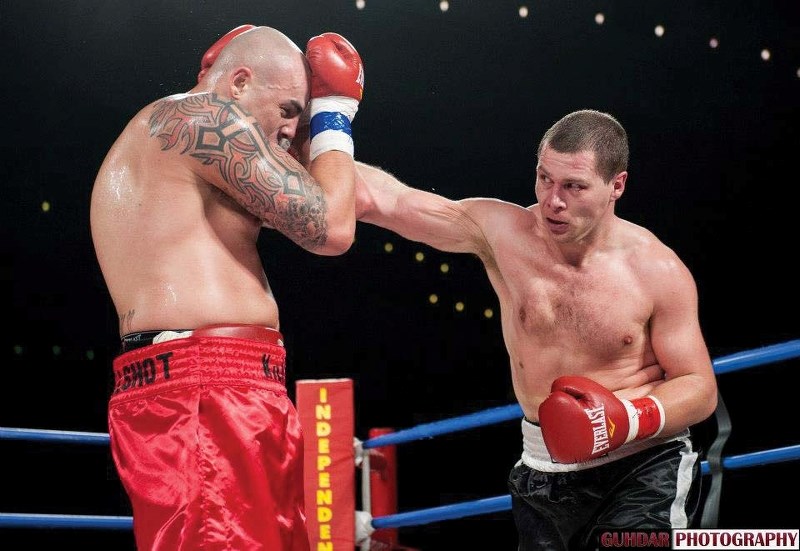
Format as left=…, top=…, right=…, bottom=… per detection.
left=310, top=112, right=352, bottom=139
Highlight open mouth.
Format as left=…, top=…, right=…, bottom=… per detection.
left=546, top=217, right=568, bottom=233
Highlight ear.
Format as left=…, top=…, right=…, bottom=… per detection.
left=610, top=171, right=627, bottom=200
left=229, top=67, right=252, bottom=99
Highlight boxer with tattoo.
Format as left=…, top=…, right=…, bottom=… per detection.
left=91, top=25, right=364, bottom=550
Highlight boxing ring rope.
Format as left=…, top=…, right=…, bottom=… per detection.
left=0, top=427, right=110, bottom=445
left=367, top=444, right=800, bottom=530
left=362, top=338, right=800, bottom=449
left=1, top=338, right=799, bottom=535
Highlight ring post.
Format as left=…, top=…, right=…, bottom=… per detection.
left=369, top=427, right=399, bottom=549
left=297, top=379, right=355, bottom=551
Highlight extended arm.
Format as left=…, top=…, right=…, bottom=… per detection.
left=356, top=161, right=507, bottom=258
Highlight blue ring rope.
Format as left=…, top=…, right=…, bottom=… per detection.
left=371, top=444, right=800, bottom=529
left=364, top=339, right=800, bottom=449
left=0, top=427, right=109, bottom=445
left=0, top=513, right=131, bottom=530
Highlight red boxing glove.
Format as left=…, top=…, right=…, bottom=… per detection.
left=538, top=376, right=665, bottom=464
left=305, top=32, right=364, bottom=160
left=197, top=24, right=256, bottom=83
left=306, top=32, right=364, bottom=101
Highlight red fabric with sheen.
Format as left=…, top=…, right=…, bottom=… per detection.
left=108, top=333, right=309, bottom=551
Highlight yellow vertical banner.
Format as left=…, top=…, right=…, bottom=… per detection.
left=296, top=379, right=355, bottom=551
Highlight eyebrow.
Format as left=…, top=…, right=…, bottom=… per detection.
left=537, top=166, right=589, bottom=185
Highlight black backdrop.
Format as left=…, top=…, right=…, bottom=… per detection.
left=2, top=1, right=799, bottom=549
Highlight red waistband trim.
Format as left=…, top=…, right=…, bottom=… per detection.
left=110, top=331, right=287, bottom=400
left=193, top=324, right=284, bottom=346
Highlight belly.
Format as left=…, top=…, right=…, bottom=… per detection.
left=113, top=250, right=278, bottom=335
left=507, top=331, right=658, bottom=421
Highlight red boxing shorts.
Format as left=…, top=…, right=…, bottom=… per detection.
left=108, top=325, right=310, bottom=551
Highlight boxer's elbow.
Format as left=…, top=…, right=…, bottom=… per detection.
left=314, top=218, right=356, bottom=256
left=694, top=374, right=719, bottom=422
left=319, top=234, right=355, bottom=256
left=700, top=383, right=718, bottom=420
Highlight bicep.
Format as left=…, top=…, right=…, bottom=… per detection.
left=394, top=193, right=490, bottom=255
left=649, top=261, right=713, bottom=380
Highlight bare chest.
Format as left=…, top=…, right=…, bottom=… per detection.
left=506, top=263, right=650, bottom=357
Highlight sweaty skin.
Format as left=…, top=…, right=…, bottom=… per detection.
left=91, top=27, right=355, bottom=336
left=355, top=146, right=717, bottom=436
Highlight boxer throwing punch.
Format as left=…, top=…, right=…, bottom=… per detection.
left=91, top=26, right=364, bottom=550
left=354, top=109, right=717, bottom=550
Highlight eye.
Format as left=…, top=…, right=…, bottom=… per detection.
left=280, top=102, right=304, bottom=120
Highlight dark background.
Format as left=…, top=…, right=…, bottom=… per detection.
left=2, top=1, right=798, bottom=549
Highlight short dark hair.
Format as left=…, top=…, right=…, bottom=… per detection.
left=537, top=109, right=628, bottom=182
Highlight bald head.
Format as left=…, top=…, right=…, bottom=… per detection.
left=193, top=26, right=311, bottom=149
left=201, top=27, right=308, bottom=88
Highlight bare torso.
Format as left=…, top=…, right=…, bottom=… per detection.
left=90, top=101, right=279, bottom=336
left=484, top=204, right=665, bottom=420
left=354, top=158, right=714, bottom=433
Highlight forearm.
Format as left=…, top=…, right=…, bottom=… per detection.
left=355, top=161, right=405, bottom=222
left=308, top=152, right=356, bottom=255
left=355, top=161, right=487, bottom=255
left=355, top=162, right=441, bottom=244
left=540, top=371, right=717, bottom=463
left=649, top=372, right=718, bottom=436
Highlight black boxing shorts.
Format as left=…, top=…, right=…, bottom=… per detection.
left=508, top=419, right=701, bottom=551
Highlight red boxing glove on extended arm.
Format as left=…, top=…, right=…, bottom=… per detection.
left=305, top=32, right=364, bottom=161
left=538, top=376, right=665, bottom=464
left=197, top=24, right=256, bottom=83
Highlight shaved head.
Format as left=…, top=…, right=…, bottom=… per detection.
left=193, top=25, right=311, bottom=151
left=204, top=26, right=309, bottom=90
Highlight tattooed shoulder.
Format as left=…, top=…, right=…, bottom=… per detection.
left=147, top=93, right=330, bottom=250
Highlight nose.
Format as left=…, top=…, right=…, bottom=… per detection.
left=278, top=118, right=299, bottom=143
left=546, top=187, right=566, bottom=212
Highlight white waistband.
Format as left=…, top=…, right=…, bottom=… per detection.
left=152, top=330, right=193, bottom=344
left=518, top=418, right=689, bottom=473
